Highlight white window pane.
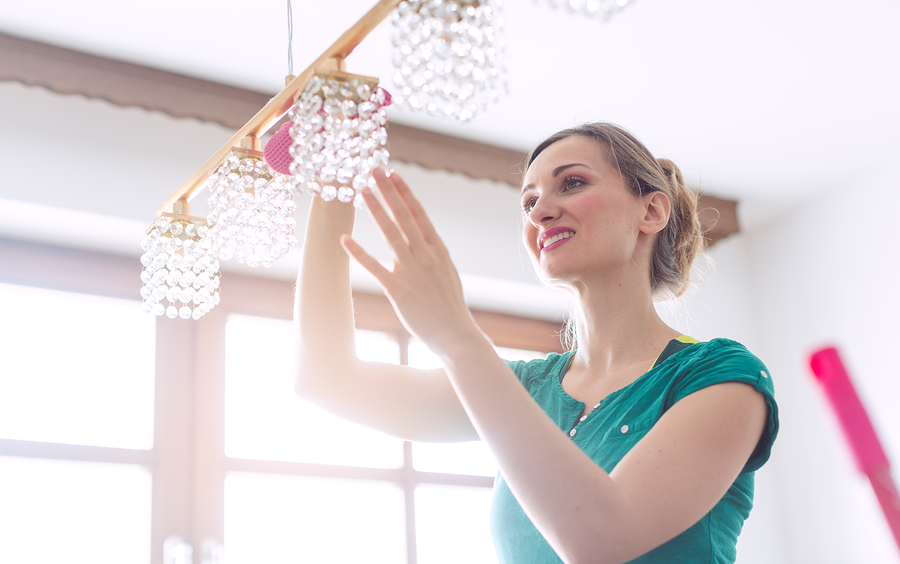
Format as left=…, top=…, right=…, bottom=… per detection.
left=356, top=329, right=401, bottom=363
left=411, top=341, right=546, bottom=370
left=0, top=283, right=155, bottom=450
left=411, top=344, right=543, bottom=477
left=416, top=484, right=497, bottom=564
left=413, top=441, right=498, bottom=477
left=225, top=472, right=406, bottom=564
left=225, top=315, right=404, bottom=468
left=0, top=456, right=151, bottom=564
left=408, top=339, right=443, bottom=369
left=495, top=346, right=546, bottom=362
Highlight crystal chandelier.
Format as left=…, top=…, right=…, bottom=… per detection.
left=390, top=0, right=505, bottom=122
left=280, top=70, right=391, bottom=206
left=537, top=0, right=634, bottom=20
left=205, top=147, right=298, bottom=267
left=145, top=0, right=638, bottom=319
left=140, top=206, right=221, bottom=320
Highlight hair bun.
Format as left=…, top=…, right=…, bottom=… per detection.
left=656, top=157, right=704, bottom=297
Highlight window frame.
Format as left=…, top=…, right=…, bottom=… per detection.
left=0, top=236, right=565, bottom=564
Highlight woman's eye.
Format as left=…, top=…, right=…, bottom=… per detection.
left=563, top=177, right=585, bottom=190
left=522, top=198, right=537, bottom=213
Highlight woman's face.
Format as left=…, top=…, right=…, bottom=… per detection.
left=520, top=135, right=647, bottom=287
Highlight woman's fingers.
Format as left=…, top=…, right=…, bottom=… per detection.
left=340, top=234, right=393, bottom=287
left=387, top=172, right=442, bottom=246
left=343, top=170, right=471, bottom=350
left=372, top=169, right=436, bottom=254
left=362, top=180, right=414, bottom=261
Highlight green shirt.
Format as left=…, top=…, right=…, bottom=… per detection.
left=491, top=338, right=779, bottom=563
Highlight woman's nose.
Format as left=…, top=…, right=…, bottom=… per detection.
left=527, top=195, right=560, bottom=226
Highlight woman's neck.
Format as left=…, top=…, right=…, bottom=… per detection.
left=567, top=277, right=681, bottom=377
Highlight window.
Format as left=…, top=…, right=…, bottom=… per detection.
left=224, top=315, right=542, bottom=563
left=0, top=277, right=155, bottom=564
left=0, top=237, right=564, bottom=563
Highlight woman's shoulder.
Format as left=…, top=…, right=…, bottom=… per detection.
left=664, top=337, right=778, bottom=472
left=670, top=338, right=765, bottom=369
left=664, top=338, right=772, bottom=390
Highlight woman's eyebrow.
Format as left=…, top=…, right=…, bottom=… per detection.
left=521, top=163, right=589, bottom=194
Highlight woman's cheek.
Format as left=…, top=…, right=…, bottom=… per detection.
left=522, top=225, right=538, bottom=255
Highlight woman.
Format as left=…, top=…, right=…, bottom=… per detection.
left=295, top=122, right=778, bottom=563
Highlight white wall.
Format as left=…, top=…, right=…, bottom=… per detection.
left=658, top=169, right=900, bottom=563
left=741, top=166, right=900, bottom=564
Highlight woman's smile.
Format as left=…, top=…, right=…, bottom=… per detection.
left=521, top=135, right=643, bottom=283
left=539, top=227, right=576, bottom=252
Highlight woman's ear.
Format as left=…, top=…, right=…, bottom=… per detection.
left=639, top=191, right=671, bottom=235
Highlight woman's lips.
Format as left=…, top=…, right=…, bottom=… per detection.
left=539, top=227, right=576, bottom=252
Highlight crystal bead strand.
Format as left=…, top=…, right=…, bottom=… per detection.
left=139, top=215, right=221, bottom=320
left=287, top=73, right=390, bottom=207
left=205, top=150, right=298, bottom=267
left=390, top=0, right=505, bottom=122
left=537, top=0, right=634, bottom=21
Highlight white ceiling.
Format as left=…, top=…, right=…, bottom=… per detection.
left=1, top=0, right=898, bottom=320
left=3, top=0, right=899, bottom=225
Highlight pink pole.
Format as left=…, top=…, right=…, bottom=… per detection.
left=809, top=346, right=900, bottom=552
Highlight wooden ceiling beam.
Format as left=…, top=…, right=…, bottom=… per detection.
left=385, top=122, right=527, bottom=187
left=0, top=31, right=269, bottom=129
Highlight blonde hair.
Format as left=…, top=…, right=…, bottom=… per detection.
left=526, top=122, right=705, bottom=299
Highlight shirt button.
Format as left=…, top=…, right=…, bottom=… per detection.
left=579, top=415, right=588, bottom=422
left=760, top=370, right=769, bottom=379
left=620, top=425, right=629, bottom=434
left=593, top=402, right=601, bottom=409
left=569, top=428, right=577, bottom=437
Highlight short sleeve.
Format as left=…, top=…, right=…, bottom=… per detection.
left=505, top=359, right=528, bottom=382
left=504, top=352, right=574, bottom=395
left=670, top=339, right=779, bottom=473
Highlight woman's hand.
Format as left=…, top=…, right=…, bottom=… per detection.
left=294, top=179, right=478, bottom=443
left=340, top=169, right=480, bottom=355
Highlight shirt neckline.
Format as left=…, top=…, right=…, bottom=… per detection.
left=555, top=336, right=700, bottom=410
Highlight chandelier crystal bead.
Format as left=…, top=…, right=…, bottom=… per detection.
left=140, top=213, right=221, bottom=320
left=285, top=71, right=390, bottom=206
left=536, top=0, right=633, bottom=20
left=391, top=0, right=505, bottom=122
left=205, top=148, right=298, bottom=267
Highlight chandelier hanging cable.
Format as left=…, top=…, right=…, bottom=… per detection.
left=287, top=0, right=294, bottom=76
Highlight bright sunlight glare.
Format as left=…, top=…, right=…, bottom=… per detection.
left=0, top=283, right=155, bottom=449
left=416, top=484, right=498, bottom=564
left=0, top=456, right=151, bottom=564
left=225, top=315, right=404, bottom=468
left=225, top=472, right=406, bottom=564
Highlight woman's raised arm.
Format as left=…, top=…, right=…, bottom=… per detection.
left=293, top=193, right=477, bottom=442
